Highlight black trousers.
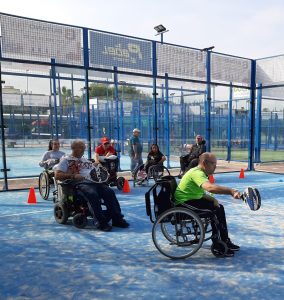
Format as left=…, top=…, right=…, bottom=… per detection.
left=76, top=182, right=123, bottom=226
left=184, top=198, right=229, bottom=242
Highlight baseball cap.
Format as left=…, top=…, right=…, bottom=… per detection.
left=101, top=137, right=110, bottom=144
left=133, top=128, right=141, bottom=133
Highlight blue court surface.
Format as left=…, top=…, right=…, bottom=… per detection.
left=0, top=172, right=283, bottom=300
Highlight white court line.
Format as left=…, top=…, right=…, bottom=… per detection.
left=0, top=209, right=51, bottom=218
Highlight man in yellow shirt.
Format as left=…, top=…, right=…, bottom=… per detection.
left=175, top=152, right=241, bottom=257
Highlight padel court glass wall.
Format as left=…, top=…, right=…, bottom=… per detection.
left=0, top=13, right=283, bottom=190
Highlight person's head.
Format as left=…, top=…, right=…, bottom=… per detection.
left=196, top=135, right=203, bottom=145
left=133, top=128, right=140, bottom=137
left=49, top=139, right=60, bottom=151
left=198, top=152, right=217, bottom=176
left=150, top=143, right=160, bottom=153
left=101, top=137, right=110, bottom=150
left=71, top=140, right=86, bottom=158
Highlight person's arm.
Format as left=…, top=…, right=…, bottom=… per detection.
left=201, top=181, right=240, bottom=199
left=94, top=152, right=101, bottom=164
left=159, top=155, right=166, bottom=163
left=39, top=152, right=49, bottom=167
left=133, top=144, right=138, bottom=158
left=54, top=170, right=84, bottom=181
left=105, top=146, right=116, bottom=157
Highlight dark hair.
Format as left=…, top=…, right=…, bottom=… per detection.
left=48, top=139, right=59, bottom=151
left=149, top=143, right=160, bottom=155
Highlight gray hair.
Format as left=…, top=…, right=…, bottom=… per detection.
left=71, top=139, right=86, bottom=149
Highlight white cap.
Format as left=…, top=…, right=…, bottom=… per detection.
left=133, top=128, right=141, bottom=133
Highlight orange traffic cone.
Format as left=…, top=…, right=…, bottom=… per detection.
left=27, top=187, right=37, bottom=204
left=239, top=168, right=245, bottom=179
left=122, top=179, right=131, bottom=193
left=209, top=174, right=215, bottom=184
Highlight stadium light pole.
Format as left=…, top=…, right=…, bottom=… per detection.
left=154, top=24, right=169, bottom=43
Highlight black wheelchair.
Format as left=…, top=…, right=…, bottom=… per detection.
left=38, top=159, right=59, bottom=200
left=145, top=176, right=231, bottom=259
left=101, top=157, right=125, bottom=190
left=53, top=166, right=109, bottom=229
left=133, top=163, right=171, bottom=187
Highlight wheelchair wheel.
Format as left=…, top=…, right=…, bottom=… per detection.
left=39, top=172, right=50, bottom=200
left=133, top=164, right=147, bottom=187
left=54, top=202, right=69, bottom=224
left=149, top=165, right=171, bottom=183
left=152, top=207, right=205, bottom=259
left=72, top=213, right=87, bottom=229
left=116, top=177, right=125, bottom=190
left=211, top=240, right=228, bottom=258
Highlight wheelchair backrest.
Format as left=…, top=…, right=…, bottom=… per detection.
left=56, top=181, right=77, bottom=202
left=145, top=175, right=177, bottom=223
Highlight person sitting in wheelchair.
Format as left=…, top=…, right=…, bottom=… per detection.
left=94, top=137, right=117, bottom=164
left=54, top=139, right=129, bottom=232
left=174, top=152, right=241, bottom=257
left=135, top=144, right=166, bottom=185
left=144, top=144, right=166, bottom=174
left=94, top=137, right=119, bottom=183
left=39, top=139, right=65, bottom=170
left=179, top=135, right=206, bottom=178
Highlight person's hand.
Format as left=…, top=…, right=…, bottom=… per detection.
left=231, top=189, right=241, bottom=199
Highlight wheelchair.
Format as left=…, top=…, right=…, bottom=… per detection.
left=133, top=163, right=171, bottom=187
left=101, top=157, right=125, bottom=190
left=145, top=176, right=230, bottom=259
left=38, top=160, right=60, bottom=200
left=53, top=166, right=109, bottom=229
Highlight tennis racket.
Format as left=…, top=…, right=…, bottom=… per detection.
left=241, top=187, right=261, bottom=211
left=85, top=165, right=109, bottom=183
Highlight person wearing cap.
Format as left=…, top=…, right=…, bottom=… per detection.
left=179, top=135, right=206, bottom=178
left=94, top=137, right=117, bottom=164
left=128, top=128, right=143, bottom=174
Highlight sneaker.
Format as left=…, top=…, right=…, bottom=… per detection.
left=96, top=223, right=112, bottom=232
left=226, top=238, right=240, bottom=251
left=112, top=219, right=130, bottom=228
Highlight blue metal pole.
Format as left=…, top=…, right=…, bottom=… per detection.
left=82, top=28, right=92, bottom=158
left=255, top=84, right=262, bottom=162
left=113, top=67, right=121, bottom=170
left=165, top=73, right=170, bottom=168
left=248, top=59, right=256, bottom=170
left=274, top=113, right=278, bottom=151
left=205, top=51, right=212, bottom=152
left=51, top=58, right=58, bottom=139
left=152, top=41, right=158, bottom=144
left=227, top=83, right=233, bottom=161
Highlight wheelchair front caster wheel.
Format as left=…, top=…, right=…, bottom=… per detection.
left=72, top=213, right=87, bottom=229
left=211, top=241, right=228, bottom=257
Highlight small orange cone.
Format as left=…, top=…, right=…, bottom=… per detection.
left=27, top=187, right=37, bottom=204
left=209, top=174, right=215, bottom=184
left=122, top=179, right=131, bottom=193
left=239, top=168, right=245, bottom=179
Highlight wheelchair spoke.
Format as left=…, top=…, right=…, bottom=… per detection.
left=152, top=208, right=205, bottom=259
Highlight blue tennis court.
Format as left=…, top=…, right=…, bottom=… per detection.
left=0, top=172, right=283, bottom=300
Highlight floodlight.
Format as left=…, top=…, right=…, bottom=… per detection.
left=154, top=24, right=167, bottom=33
left=201, top=46, right=215, bottom=52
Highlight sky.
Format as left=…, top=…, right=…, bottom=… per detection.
left=1, top=0, right=284, bottom=59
